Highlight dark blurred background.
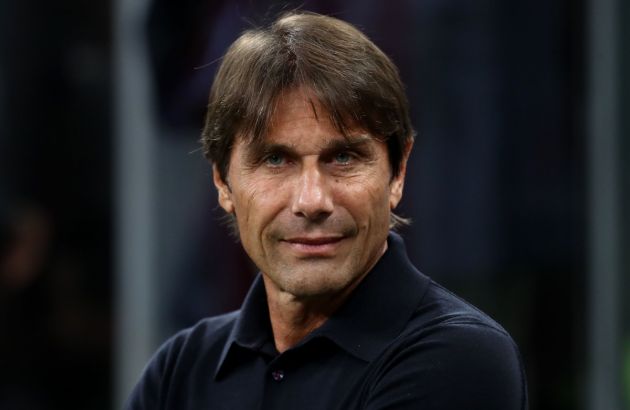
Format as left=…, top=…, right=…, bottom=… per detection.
left=1, top=0, right=628, bottom=409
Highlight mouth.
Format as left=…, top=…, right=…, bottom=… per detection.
left=281, top=235, right=346, bottom=257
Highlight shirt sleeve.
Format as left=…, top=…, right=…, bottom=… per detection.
left=362, top=321, right=528, bottom=410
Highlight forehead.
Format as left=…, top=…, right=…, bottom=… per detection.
left=270, top=88, right=323, bottom=125
left=255, top=88, right=370, bottom=147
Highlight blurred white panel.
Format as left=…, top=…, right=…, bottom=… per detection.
left=587, top=0, right=622, bottom=408
left=113, top=0, right=158, bottom=407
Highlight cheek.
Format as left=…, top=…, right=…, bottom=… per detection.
left=335, top=176, right=391, bottom=222
left=232, top=178, right=289, bottom=229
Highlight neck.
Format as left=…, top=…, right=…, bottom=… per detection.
left=263, top=241, right=388, bottom=353
left=264, top=287, right=350, bottom=353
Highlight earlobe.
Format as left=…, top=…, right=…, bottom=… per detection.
left=389, top=176, right=404, bottom=209
left=212, top=164, right=235, bottom=214
left=389, top=139, right=413, bottom=210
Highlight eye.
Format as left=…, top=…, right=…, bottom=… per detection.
left=334, top=151, right=353, bottom=164
left=265, top=153, right=285, bottom=166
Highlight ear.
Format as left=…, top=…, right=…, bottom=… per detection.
left=212, top=164, right=235, bottom=214
left=389, top=140, right=414, bottom=209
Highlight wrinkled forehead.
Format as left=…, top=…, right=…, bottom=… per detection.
left=239, top=87, right=382, bottom=148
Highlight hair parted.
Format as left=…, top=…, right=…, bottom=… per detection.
left=201, top=11, right=414, bottom=229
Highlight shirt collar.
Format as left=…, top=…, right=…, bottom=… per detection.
left=214, top=273, right=273, bottom=380
left=310, top=231, right=429, bottom=361
left=214, top=232, right=429, bottom=378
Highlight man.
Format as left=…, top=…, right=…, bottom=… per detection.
left=126, top=11, right=528, bottom=409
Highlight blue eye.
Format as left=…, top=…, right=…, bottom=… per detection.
left=265, top=153, right=285, bottom=166
left=334, top=152, right=352, bottom=164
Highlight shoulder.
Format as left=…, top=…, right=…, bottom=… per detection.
left=364, top=281, right=528, bottom=410
left=409, top=280, right=511, bottom=338
left=124, top=311, right=240, bottom=410
left=160, top=311, right=240, bottom=357
left=146, top=311, right=240, bottom=374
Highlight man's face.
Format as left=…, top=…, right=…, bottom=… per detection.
left=213, top=88, right=409, bottom=299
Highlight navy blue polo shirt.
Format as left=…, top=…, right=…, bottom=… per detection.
left=126, top=233, right=528, bottom=409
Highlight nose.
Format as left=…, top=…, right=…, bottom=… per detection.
left=291, top=164, right=334, bottom=221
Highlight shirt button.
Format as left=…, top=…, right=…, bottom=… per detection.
left=271, top=369, right=285, bottom=382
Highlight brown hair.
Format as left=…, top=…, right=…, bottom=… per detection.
left=201, top=11, right=414, bottom=227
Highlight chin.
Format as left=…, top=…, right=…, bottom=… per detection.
left=278, top=269, right=357, bottom=299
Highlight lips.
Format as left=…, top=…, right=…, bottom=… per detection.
left=281, top=235, right=346, bottom=257
left=284, top=236, right=344, bottom=245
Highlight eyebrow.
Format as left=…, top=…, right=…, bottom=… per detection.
left=246, top=134, right=374, bottom=161
left=322, top=135, right=373, bottom=152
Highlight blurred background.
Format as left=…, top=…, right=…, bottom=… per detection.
left=1, top=0, right=628, bottom=409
